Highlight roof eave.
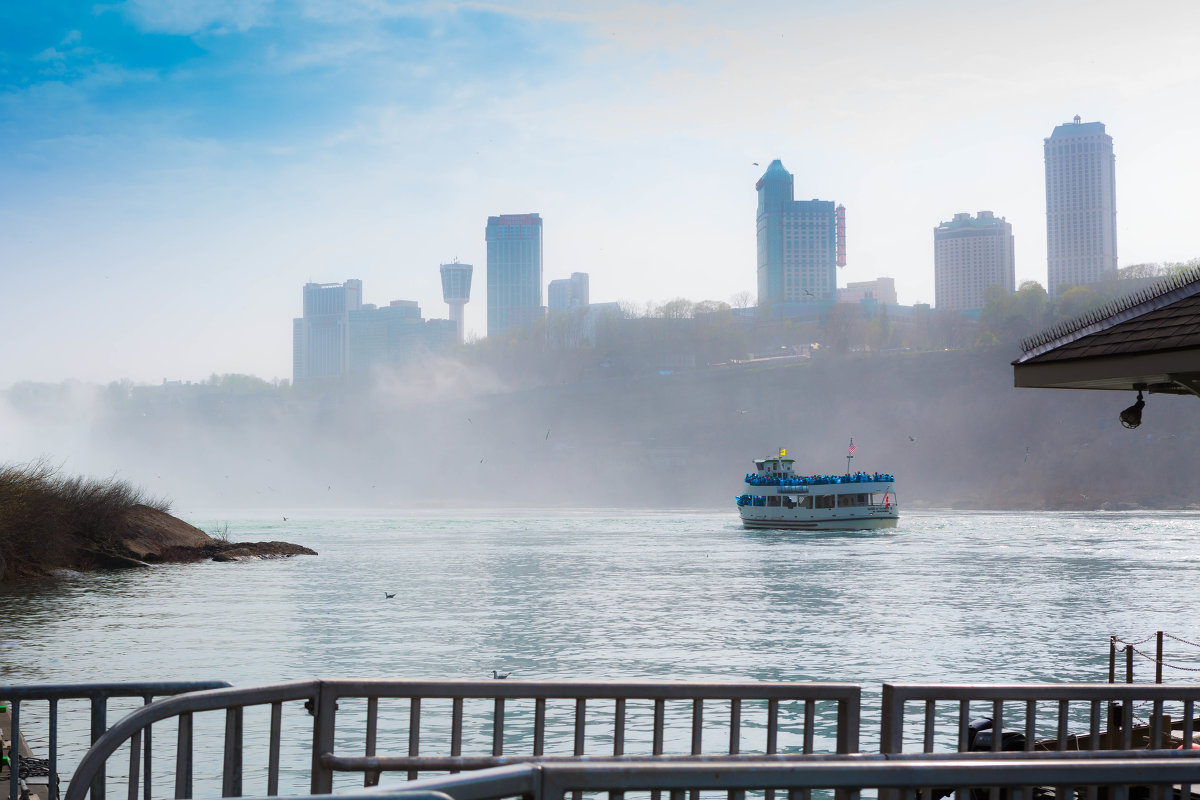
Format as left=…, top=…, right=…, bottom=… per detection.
left=1013, top=348, right=1200, bottom=397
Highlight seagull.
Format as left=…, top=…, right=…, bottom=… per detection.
left=384, top=592, right=396, bottom=599
left=282, top=516, right=288, bottom=521
left=908, top=435, right=915, bottom=442
left=545, top=429, right=551, bottom=440
left=802, top=288, right=814, bottom=297
left=736, top=409, right=750, bottom=415
left=492, top=670, right=510, bottom=679
left=1024, top=446, right=1030, bottom=462
left=752, top=162, right=759, bottom=166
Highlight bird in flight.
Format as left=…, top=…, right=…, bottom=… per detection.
left=492, top=670, right=510, bottom=679
left=802, top=288, right=814, bottom=297
left=384, top=592, right=396, bottom=599
left=908, top=435, right=915, bottom=442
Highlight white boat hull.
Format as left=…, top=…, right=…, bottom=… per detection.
left=738, top=510, right=898, bottom=531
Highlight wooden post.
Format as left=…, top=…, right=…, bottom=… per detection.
left=1156, top=631, right=1164, bottom=684
left=1126, top=645, right=1134, bottom=684
left=1109, top=637, right=1116, bottom=683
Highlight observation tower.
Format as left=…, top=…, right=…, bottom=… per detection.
left=439, top=260, right=473, bottom=344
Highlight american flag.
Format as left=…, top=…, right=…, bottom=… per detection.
left=848, top=441, right=856, bottom=455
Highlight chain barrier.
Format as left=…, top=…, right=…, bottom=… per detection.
left=1162, top=632, right=1200, bottom=649
left=1112, top=633, right=1159, bottom=647
left=1125, top=644, right=1200, bottom=672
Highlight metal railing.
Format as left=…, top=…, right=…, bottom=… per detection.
left=56, top=680, right=1200, bottom=800
left=238, top=756, right=1200, bottom=800
left=879, top=683, right=1200, bottom=755
left=0, top=682, right=230, bottom=800
left=64, top=680, right=861, bottom=800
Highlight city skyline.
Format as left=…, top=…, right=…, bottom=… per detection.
left=4, top=1, right=1200, bottom=385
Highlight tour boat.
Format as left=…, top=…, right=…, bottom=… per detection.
left=735, top=445, right=898, bottom=530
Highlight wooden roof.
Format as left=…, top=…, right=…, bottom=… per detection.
left=1012, top=269, right=1200, bottom=397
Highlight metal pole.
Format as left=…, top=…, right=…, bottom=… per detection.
left=1156, top=632, right=1164, bottom=684
left=1109, top=638, right=1116, bottom=683
left=1126, top=646, right=1134, bottom=684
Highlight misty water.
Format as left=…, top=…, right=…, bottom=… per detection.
left=4, top=508, right=1200, bottom=794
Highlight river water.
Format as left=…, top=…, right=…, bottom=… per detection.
left=3, top=509, right=1200, bottom=793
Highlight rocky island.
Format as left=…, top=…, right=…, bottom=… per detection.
left=0, top=460, right=315, bottom=581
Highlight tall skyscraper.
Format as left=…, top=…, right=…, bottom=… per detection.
left=485, top=213, right=544, bottom=337
left=439, top=260, right=473, bottom=345
left=548, top=272, right=590, bottom=313
left=1044, top=115, right=1117, bottom=297
left=292, top=279, right=362, bottom=382
left=933, top=211, right=1015, bottom=312
left=755, top=159, right=845, bottom=309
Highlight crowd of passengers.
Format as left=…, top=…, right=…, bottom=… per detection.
left=744, top=471, right=894, bottom=487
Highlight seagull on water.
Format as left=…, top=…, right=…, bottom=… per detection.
left=384, top=592, right=396, bottom=599
left=492, top=670, right=510, bottom=679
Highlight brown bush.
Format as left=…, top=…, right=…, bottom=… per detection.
left=0, top=459, right=171, bottom=580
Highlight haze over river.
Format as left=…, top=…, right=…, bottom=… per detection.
left=4, top=509, right=1200, bottom=793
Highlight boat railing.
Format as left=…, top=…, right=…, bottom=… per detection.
left=64, top=680, right=861, bottom=800
left=0, top=681, right=230, bottom=800
left=744, top=475, right=894, bottom=488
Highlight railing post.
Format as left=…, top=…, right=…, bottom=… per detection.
left=878, top=685, right=900, bottom=800
left=1156, top=632, right=1163, bottom=684
left=90, top=694, right=107, bottom=800
left=1126, top=646, right=1134, bottom=684
left=49, top=699, right=59, bottom=800
left=174, top=712, right=193, bottom=800
left=222, top=707, right=243, bottom=798
left=879, top=684, right=900, bottom=754
left=10, top=700, right=20, bottom=800
left=310, top=683, right=336, bottom=795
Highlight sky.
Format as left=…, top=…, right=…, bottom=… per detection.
left=3, top=0, right=1200, bottom=386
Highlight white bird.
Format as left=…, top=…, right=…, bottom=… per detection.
left=492, top=670, right=510, bottom=679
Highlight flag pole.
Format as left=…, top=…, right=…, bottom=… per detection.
left=846, top=437, right=854, bottom=475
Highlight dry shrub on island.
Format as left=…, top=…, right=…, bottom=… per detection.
left=0, top=459, right=171, bottom=577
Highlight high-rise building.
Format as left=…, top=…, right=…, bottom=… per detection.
left=439, top=261, right=473, bottom=345
left=755, top=159, right=845, bottom=309
left=294, top=281, right=455, bottom=380
left=1044, top=115, right=1117, bottom=297
left=292, top=280, right=362, bottom=382
left=548, top=272, right=590, bottom=313
left=486, top=213, right=544, bottom=337
left=933, top=211, right=1015, bottom=312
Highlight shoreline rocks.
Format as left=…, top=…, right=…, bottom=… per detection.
left=2, top=504, right=315, bottom=581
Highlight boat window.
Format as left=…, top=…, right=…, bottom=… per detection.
left=815, top=494, right=835, bottom=509
left=796, top=496, right=813, bottom=509
left=838, top=493, right=869, bottom=507
left=767, top=495, right=781, bottom=507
